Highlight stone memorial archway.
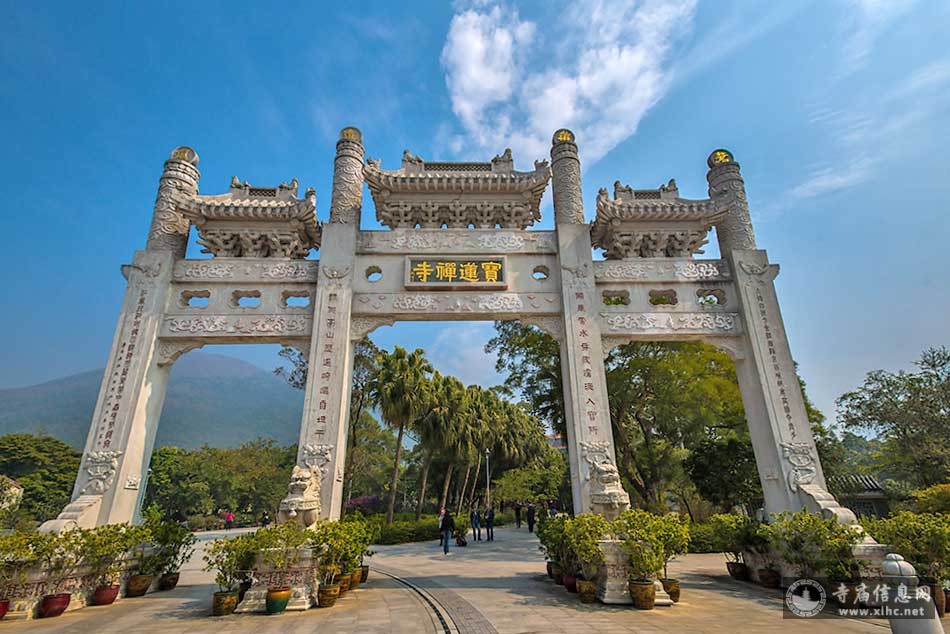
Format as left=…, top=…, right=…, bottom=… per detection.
left=40, top=128, right=855, bottom=531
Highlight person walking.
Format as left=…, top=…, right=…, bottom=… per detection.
left=485, top=506, right=495, bottom=541
left=224, top=510, right=235, bottom=531
left=526, top=503, right=536, bottom=533
left=470, top=506, right=482, bottom=541
left=441, top=510, right=456, bottom=556
left=438, top=507, right=446, bottom=547
left=514, top=501, right=522, bottom=529
left=260, top=510, right=271, bottom=527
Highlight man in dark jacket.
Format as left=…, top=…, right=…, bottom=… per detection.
left=526, top=503, right=536, bottom=533
left=485, top=506, right=495, bottom=541
left=470, top=506, right=482, bottom=541
left=441, top=510, right=456, bottom=555
left=514, top=501, right=522, bottom=529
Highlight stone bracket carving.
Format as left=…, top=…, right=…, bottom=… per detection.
left=350, top=317, right=395, bottom=340
left=518, top=316, right=564, bottom=342
left=156, top=340, right=205, bottom=366
left=80, top=451, right=123, bottom=495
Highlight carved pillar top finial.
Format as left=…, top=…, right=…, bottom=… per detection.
left=550, top=128, right=585, bottom=224
left=329, top=126, right=364, bottom=225
left=146, top=146, right=201, bottom=257
left=706, top=147, right=756, bottom=255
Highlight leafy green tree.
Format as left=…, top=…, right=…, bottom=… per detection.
left=0, top=434, right=80, bottom=523
left=684, top=435, right=762, bottom=514
left=837, top=346, right=950, bottom=488
left=370, top=347, right=434, bottom=524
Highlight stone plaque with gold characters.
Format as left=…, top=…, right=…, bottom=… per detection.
left=404, top=256, right=507, bottom=290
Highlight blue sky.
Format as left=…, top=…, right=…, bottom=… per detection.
left=1, top=0, right=948, bottom=425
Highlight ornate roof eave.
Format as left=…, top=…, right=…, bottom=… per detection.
left=591, top=187, right=724, bottom=249
left=363, top=162, right=551, bottom=197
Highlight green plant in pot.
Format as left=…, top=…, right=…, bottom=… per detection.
left=652, top=513, right=690, bottom=602
left=150, top=519, right=197, bottom=591
left=33, top=529, right=83, bottom=618
left=203, top=533, right=257, bottom=616
left=256, top=522, right=309, bottom=614
left=624, top=539, right=664, bottom=610
left=80, top=524, right=142, bottom=606
left=310, top=520, right=349, bottom=608
left=709, top=513, right=753, bottom=581
left=748, top=523, right=781, bottom=589
left=536, top=516, right=555, bottom=578
left=768, top=509, right=831, bottom=582
left=541, top=517, right=568, bottom=585
left=0, top=531, right=42, bottom=620
left=564, top=514, right=609, bottom=603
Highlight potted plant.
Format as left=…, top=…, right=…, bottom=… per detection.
left=34, top=529, right=83, bottom=618
left=203, top=533, right=256, bottom=616
left=542, top=517, right=568, bottom=585
left=359, top=518, right=380, bottom=582
left=625, top=540, right=664, bottom=610
left=768, top=510, right=830, bottom=584
left=151, top=520, right=197, bottom=591
left=564, top=514, right=609, bottom=604
left=560, top=518, right=579, bottom=593
left=745, top=522, right=781, bottom=588
left=310, top=521, right=347, bottom=608
left=536, top=516, right=555, bottom=578
left=256, top=522, right=309, bottom=614
left=709, top=514, right=753, bottom=581
left=653, top=513, right=690, bottom=603
left=81, top=524, right=142, bottom=606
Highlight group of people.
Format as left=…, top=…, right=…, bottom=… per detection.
left=513, top=501, right=537, bottom=533
left=436, top=505, right=496, bottom=555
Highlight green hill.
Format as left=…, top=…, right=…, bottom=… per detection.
left=0, top=352, right=305, bottom=449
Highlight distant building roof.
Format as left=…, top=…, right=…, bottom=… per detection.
left=829, top=474, right=883, bottom=494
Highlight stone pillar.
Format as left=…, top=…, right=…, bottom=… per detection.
left=550, top=129, right=630, bottom=518
left=41, top=148, right=199, bottom=531
left=286, top=127, right=363, bottom=522
left=707, top=148, right=756, bottom=257
left=729, top=247, right=855, bottom=521
left=145, top=146, right=200, bottom=258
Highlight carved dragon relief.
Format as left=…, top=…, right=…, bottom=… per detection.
left=579, top=441, right=630, bottom=521
left=80, top=451, right=123, bottom=495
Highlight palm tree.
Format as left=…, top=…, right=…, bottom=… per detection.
left=413, top=372, right=452, bottom=519
left=438, top=383, right=474, bottom=513
left=370, top=346, right=434, bottom=524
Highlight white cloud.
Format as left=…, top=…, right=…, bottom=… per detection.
left=840, top=0, right=916, bottom=74
left=786, top=159, right=875, bottom=200
left=440, top=0, right=697, bottom=165
left=427, top=322, right=506, bottom=388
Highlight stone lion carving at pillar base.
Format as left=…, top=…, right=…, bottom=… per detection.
left=581, top=441, right=631, bottom=521
left=278, top=465, right=321, bottom=528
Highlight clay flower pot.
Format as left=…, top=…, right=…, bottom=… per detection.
left=552, top=564, right=564, bottom=585
left=335, top=573, right=352, bottom=594
left=360, top=564, right=370, bottom=583
left=726, top=561, right=750, bottom=581
left=0, top=598, right=9, bottom=620
left=757, top=568, right=781, bottom=589
left=628, top=581, right=656, bottom=610
left=38, top=593, right=71, bottom=618
left=318, top=583, right=340, bottom=608
left=660, top=578, right=680, bottom=603
left=350, top=569, right=362, bottom=589
left=563, top=574, right=578, bottom=593
left=158, top=572, right=180, bottom=591
left=265, top=586, right=292, bottom=614
left=125, top=574, right=154, bottom=597
left=211, top=590, right=239, bottom=616
left=576, top=579, right=598, bottom=604
left=91, top=584, right=120, bottom=606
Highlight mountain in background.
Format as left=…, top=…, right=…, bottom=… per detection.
left=0, top=352, right=304, bottom=449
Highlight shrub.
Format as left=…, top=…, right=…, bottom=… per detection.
left=687, top=522, right=719, bottom=553
left=913, top=484, right=950, bottom=514
left=564, top=514, right=610, bottom=580
left=80, top=523, right=144, bottom=586
left=768, top=509, right=863, bottom=579
left=149, top=520, right=197, bottom=575
left=376, top=518, right=440, bottom=545
left=708, top=514, right=757, bottom=563
left=345, top=496, right=383, bottom=515
left=863, top=511, right=950, bottom=582
left=203, top=532, right=257, bottom=593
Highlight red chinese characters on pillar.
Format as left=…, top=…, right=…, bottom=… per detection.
left=573, top=291, right=600, bottom=436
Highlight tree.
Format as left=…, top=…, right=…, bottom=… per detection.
left=684, top=435, right=762, bottom=514
left=0, top=434, right=81, bottom=523
left=370, top=347, right=434, bottom=524
left=837, top=346, right=950, bottom=488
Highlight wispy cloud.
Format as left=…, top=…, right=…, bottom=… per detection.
left=786, top=159, right=875, bottom=201
left=839, top=0, right=917, bottom=75
left=428, top=322, right=505, bottom=388
left=439, top=0, right=697, bottom=165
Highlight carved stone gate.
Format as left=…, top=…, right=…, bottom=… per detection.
left=40, top=129, right=856, bottom=531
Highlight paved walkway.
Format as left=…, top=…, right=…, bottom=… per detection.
left=6, top=526, right=947, bottom=633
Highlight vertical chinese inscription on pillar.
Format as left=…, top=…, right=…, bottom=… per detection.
left=95, top=289, right=147, bottom=450
left=573, top=291, right=600, bottom=437
left=311, top=291, right=339, bottom=444
left=752, top=285, right=796, bottom=440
